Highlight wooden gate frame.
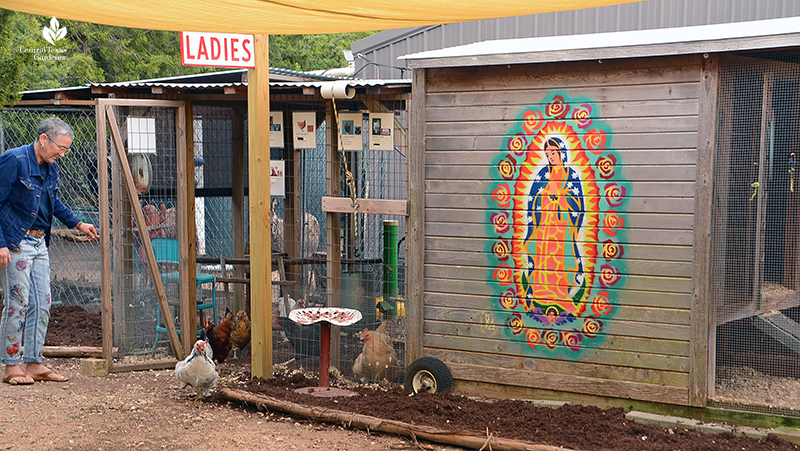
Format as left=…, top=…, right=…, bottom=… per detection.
left=97, top=98, right=197, bottom=371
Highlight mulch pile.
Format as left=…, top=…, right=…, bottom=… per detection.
left=47, top=305, right=800, bottom=451
left=47, top=305, right=103, bottom=347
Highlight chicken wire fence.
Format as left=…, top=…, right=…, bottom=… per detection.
left=710, top=51, right=800, bottom=416
left=270, top=99, right=409, bottom=386
left=0, top=101, right=408, bottom=384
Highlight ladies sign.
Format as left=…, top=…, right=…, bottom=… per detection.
left=180, top=31, right=254, bottom=68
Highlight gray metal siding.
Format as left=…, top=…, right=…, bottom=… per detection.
left=352, top=0, right=800, bottom=79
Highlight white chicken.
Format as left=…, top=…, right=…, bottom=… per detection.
left=175, top=339, right=218, bottom=399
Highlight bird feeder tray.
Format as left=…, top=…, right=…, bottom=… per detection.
left=289, top=307, right=362, bottom=395
left=288, top=307, right=362, bottom=326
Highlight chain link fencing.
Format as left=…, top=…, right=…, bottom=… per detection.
left=0, top=107, right=103, bottom=314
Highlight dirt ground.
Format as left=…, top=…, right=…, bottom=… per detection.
left=2, top=305, right=798, bottom=451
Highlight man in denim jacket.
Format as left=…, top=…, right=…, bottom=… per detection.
left=0, top=117, right=98, bottom=385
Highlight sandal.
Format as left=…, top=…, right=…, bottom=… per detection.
left=3, top=373, right=34, bottom=385
left=29, top=370, right=68, bottom=382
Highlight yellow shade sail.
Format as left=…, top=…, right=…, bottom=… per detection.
left=1, top=0, right=642, bottom=35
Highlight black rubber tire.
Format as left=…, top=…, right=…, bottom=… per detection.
left=404, top=357, right=454, bottom=393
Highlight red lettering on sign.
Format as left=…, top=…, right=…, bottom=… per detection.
left=181, top=31, right=255, bottom=68
left=185, top=34, right=196, bottom=60
left=231, top=38, right=239, bottom=61
left=242, top=38, right=252, bottom=62
left=197, top=37, right=209, bottom=59
left=210, top=37, right=221, bottom=60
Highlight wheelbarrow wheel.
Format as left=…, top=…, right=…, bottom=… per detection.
left=404, top=357, right=454, bottom=393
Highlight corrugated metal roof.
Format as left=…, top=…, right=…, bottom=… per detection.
left=82, top=68, right=247, bottom=89
left=269, top=79, right=410, bottom=88
left=400, top=15, right=800, bottom=65
left=19, top=77, right=410, bottom=98
left=20, top=85, right=92, bottom=95
left=87, top=79, right=408, bottom=90
left=87, top=67, right=340, bottom=90
left=89, top=81, right=247, bottom=89
left=18, top=65, right=410, bottom=98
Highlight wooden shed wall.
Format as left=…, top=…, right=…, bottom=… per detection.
left=419, top=55, right=705, bottom=406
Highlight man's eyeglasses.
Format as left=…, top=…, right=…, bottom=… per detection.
left=46, top=135, right=71, bottom=155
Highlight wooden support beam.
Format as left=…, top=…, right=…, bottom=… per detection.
left=97, top=101, right=114, bottom=369
left=692, top=54, right=718, bottom=406
left=247, top=34, right=273, bottom=379
left=10, top=99, right=96, bottom=106
left=321, top=197, right=407, bottom=216
left=326, top=101, right=342, bottom=370
left=91, top=86, right=126, bottom=95
left=177, top=102, right=196, bottom=357
left=406, top=68, right=427, bottom=363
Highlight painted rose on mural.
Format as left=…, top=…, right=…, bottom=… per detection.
left=487, top=93, right=628, bottom=356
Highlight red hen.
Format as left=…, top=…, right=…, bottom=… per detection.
left=205, top=308, right=233, bottom=364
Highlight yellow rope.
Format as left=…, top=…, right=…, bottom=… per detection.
left=331, top=99, right=360, bottom=246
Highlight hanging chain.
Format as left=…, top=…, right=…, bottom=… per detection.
left=331, top=98, right=360, bottom=248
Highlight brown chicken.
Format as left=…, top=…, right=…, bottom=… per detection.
left=204, top=309, right=233, bottom=364
left=229, top=310, right=251, bottom=358
left=352, top=321, right=398, bottom=383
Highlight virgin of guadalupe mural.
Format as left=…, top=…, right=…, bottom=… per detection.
left=487, top=93, right=628, bottom=355
left=523, top=136, right=586, bottom=325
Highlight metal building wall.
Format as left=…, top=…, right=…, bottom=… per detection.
left=351, top=0, right=800, bottom=79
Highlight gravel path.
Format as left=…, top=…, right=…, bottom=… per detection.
left=0, top=357, right=459, bottom=451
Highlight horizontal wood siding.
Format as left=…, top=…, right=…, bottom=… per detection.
left=422, top=56, right=702, bottom=405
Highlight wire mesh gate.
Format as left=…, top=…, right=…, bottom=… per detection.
left=711, top=51, right=800, bottom=416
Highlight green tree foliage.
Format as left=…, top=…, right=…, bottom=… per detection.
left=269, top=32, right=374, bottom=71
left=0, top=10, right=35, bottom=106
left=25, top=18, right=213, bottom=89
left=63, top=21, right=211, bottom=83
left=2, top=11, right=213, bottom=92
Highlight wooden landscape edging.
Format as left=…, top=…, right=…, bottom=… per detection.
left=42, top=346, right=117, bottom=358
left=219, top=388, right=575, bottom=451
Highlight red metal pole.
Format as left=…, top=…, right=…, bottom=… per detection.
left=318, top=322, right=331, bottom=387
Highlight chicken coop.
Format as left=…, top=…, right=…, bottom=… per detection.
left=400, top=17, right=800, bottom=425
left=4, top=69, right=411, bottom=379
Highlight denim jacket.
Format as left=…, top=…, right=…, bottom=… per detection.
left=0, top=142, right=80, bottom=251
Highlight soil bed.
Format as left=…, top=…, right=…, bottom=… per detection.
left=45, top=305, right=800, bottom=451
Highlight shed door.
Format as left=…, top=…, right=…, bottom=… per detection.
left=716, top=57, right=800, bottom=319
left=712, top=54, right=800, bottom=410
left=752, top=66, right=800, bottom=303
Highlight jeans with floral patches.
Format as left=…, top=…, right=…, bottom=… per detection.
left=0, top=234, right=51, bottom=365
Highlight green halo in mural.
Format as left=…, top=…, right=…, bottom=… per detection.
left=487, top=93, right=627, bottom=355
